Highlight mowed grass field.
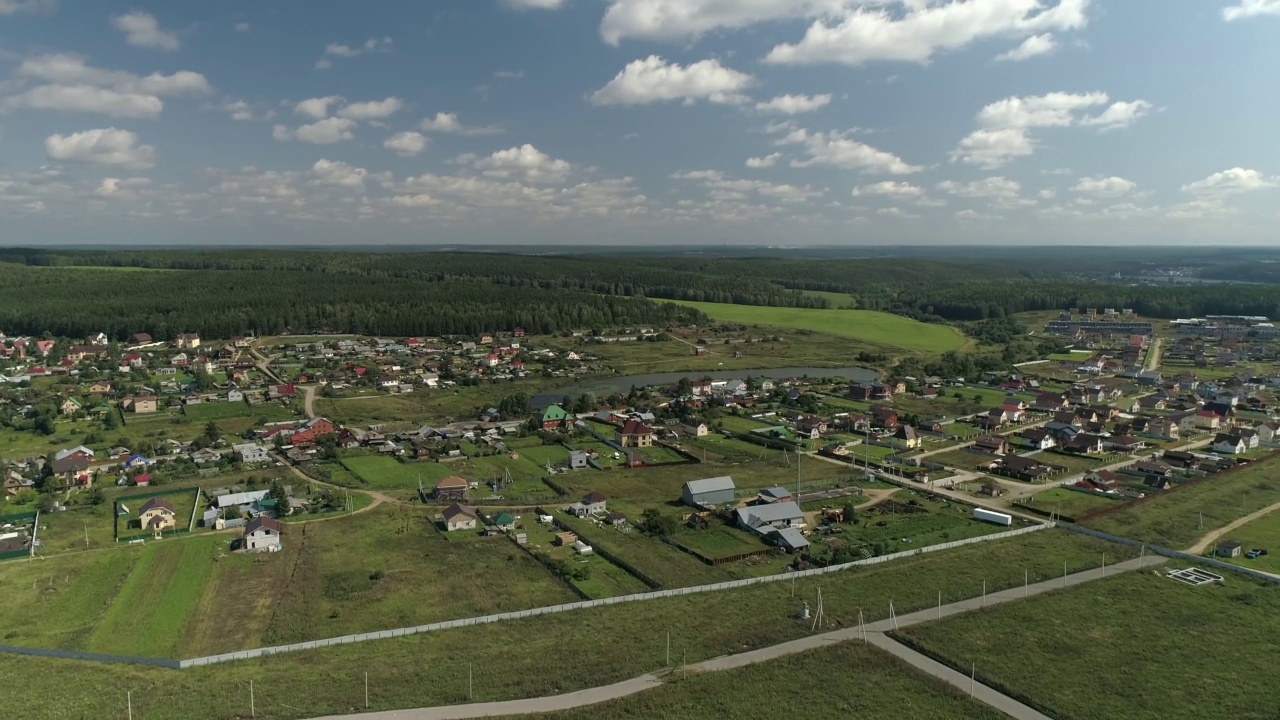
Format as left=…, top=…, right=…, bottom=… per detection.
left=665, top=300, right=968, bottom=354
left=86, top=537, right=221, bottom=657
left=1087, top=457, right=1280, bottom=549
left=513, top=641, right=1004, bottom=720
left=0, top=550, right=139, bottom=650
left=897, top=570, right=1280, bottom=720
left=3, top=530, right=1129, bottom=720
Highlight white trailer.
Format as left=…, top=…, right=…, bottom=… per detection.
left=973, top=507, right=1013, bottom=526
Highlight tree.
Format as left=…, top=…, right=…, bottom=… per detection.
left=676, top=376, right=693, bottom=396
left=103, top=409, right=120, bottom=430
left=85, top=486, right=106, bottom=506
left=269, top=481, right=290, bottom=517
left=841, top=501, right=857, bottom=524
left=640, top=508, right=678, bottom=537
left=204, top=421, right=221, bottom=444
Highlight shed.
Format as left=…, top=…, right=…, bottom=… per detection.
left=681, top=476, right=736, bottom=507
left=1216, top=540, right=1243, bottom=558
left=770, top=527, right=810, bottom=552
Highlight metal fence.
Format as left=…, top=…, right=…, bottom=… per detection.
left=0, top=644, right=181, bottom=669
left=179, top=522, right=1050, bottom=668
left=1057, top=523, right=1280, bottom=585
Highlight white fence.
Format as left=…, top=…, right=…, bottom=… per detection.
left=179, top=522, right=1051, bottom=668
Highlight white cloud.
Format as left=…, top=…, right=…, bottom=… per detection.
left=318, top=37, right=392, bottom=68
left=311, top=159, right=370, bottom=187
left=3, top=85, right=164, bottom=118
left=2, top=54, right=211, bottom=119
left=235, top=22, right=250, bottom=32
left=274, top=117, right=357, bottom=144
left=390, top=193, right=442, bottom=208
left=780, top=127, right=921, bottom=174
left=503, top=0, right=566, bottom=9
left=877, top=206, right=919, bottom=219
left=952, top=91, right=1147, bottom=168
left=755, top=93, right=832, bottom=115
left=590, top=56, right=753, bottom=106
left=495, top=70, right=526, bottom=79
left=96, top=177, right=151, bottom=197
left=1182, top=168, right=1279, bottom=195
left=45, top=128, right=156, bottom=168
left=419, top=112, right=503, bottom=136
left=111, top=11, right=180, bottom=52
left=294, top=95, right=343, bottom=120
left=1224, top=0, right=1280, bottom=21
left=384, top=131, right=428, bottom=157
left=746, top=153, right=782, bottom=168
left=1071, top=176, right=1136, bottom=196
left=0, top=0, right=56, bottom=15
left=853, top=181, right=924, bottom=198
left=218, top=100, right=255, bottom=121
left=995, top=33, right=1058, bottom=62
left=1079, top=100, right=1153, bottom=131
left=764, top=0, right=1089, bottom=66
left=955, top=209, right=1001, bottom=221
left=471, top=144, right=573, bottom=183
left=937, top=176, right=1022, bottom=199
left=335, top=97, right=403, bottom=120
left=672, top=169, right=825, bottom=203
left=601, top=0, right=849, bottom=45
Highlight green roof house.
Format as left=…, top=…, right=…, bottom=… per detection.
left=540, top=405, right=570, bottom=429
left=493, top=512, right=516, bottom=530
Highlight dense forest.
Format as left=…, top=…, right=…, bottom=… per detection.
left=3, top=249, right=1280, bottom=338
left=0, top=264, right=703, bottom=339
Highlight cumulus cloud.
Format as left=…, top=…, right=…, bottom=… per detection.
left=384, top=131, right=428, bottom=157
left=1181, top=168, right=1279, bottom=194
left=294, top=95, right=343, bottom=120
left=1223, top=0, right=1280, bottom=21
left=952, top=91, right=1148, bottom=168
left=96, top=177, right=151, bottom=197
left=602, top=0, right=849, bottom=44
left=0, top=0, right=56, bottom=14
left=745, top=153, right=782, bottom=168
left=235, top=22, right=250, bottom=32
left=673, top=169, right=825, bottom=203
left=317, top=37, right=392, bottom=69
left=1071, top=176, right=1137, bottom=196
left=853, top=181, right=924, bottom=197
left=755, top=93, right=832, bottom=115
left=937, top=176, right=1022, bottom=199
left=335, top=97, right=403, bottom=120
left=995, top=33, right=1058, bottom=61
left=590, top=56, right=753, bottom=106
left=777, top=126, right=921, bottom=174
left=45, top=128, right=156, bottom=168
left=764, top=0, right=1089, bottom=66
left=111, top=11, right=180, bottom=51
left=273, top=117, right=357, bottom=144
left=876, top=207, right=920, bottom=219
left=470, top=144, right=573, bottom=183
left=311, top=159, right=371, bottom=187
left=419, top=112, right=503, bottom=136
left=2, top=54, right=210, bottom=119
left=218, top=100, right=255, bottom=121
left=503, top=0, right=566, bottom=9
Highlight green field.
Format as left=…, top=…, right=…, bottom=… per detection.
left=0, top=550, right=139, bottom=650
left=669, top=524, right=768, bottom=560
left=1204, top=510, right=1280, bottom=574
left=1019, top=487, right=1125, bottom=519
left=665, top=300, right=968, bottom=355
left=183, top=401, right=298, bottom=422
left=340, top=455, right=442, bottom=489
left=1087, top=458, right=1280, bottom=549
left=897, top=570, right=1280, bottom=720
left=86, top=537, right=220, bottom=657
left=1, top=529, right=1129, bottom=720
left=518, top=518, right=650, bottom=599
left=513, top=642, right=1004, bottom=720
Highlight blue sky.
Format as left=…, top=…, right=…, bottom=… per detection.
left=1, top=0, right=1278, bottom=246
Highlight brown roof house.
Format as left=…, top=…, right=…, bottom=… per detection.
left=242, top=517, right=282, bottom=553
left=616, top=419, right=655, bottom=448
left=138, top=497, right=176, bottom=533
left=442, top=503, right=478, bottom=532
left=434, top=476, right=469, bottom=502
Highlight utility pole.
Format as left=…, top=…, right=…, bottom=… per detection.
left=468, top=663, right=473, bottom=702
left=1025, top=569, right=1029, bottom=598
left=365, top=671, right=369, bottom=709
left=1064, top=560, right=1068, bottom=587
left=970, top=662, right=976, bottom=696
left=982, top=580, right=986, bottom=608
left=666, top=631, right=671, bottom=667
left=250, top=680, right=255, bottom=718
left=937, top=590, right=942, bottom=619
left=127, top=691, right=132, bottom=720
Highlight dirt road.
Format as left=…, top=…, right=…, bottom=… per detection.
left=1184, top=498, right=1280, bottom=554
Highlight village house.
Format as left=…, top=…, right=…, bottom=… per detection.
left=568, top=449, right=589, bottom=470
left=997, top=455, right=1053, bottom=482
left=138, top=497, right=176, bottom=533
left=434, top=476, right=469, bottom=501
left=893, top=425, right=921, bottom=449
left=1019, top=428, right=1056, bottom=450
left=973, top=435, right=1011, bottom=456
left=616, top=419, right=655, bottom=448
left=442, top=503, right=478, bottom=532
left=539, top=405, right=570, bottom=430
left=1213, top=433, right=1248, bottom=455
left=849, top=381, right=893, bottom=401
left=682, top=476, right=736, bottom=507
left=234, top=444, right=270, bottom=464
left=870, top=406, right=898, bottom=428
left=241, top=517, right=282, bottom=552
left=122, top=396, right=158, bottom=414
left=128, top=332, right=153, bottom=346
left=1147, top=418, right=1180, bottom=440
left=680, top=422, right=709, bottom=437
left=59, top=397, right=82, bottom=417
left=735, top=502, right=805, bottom=536
left=176, top=333, right=202, bottom=349
left=291, top=417, right=335, bottom=447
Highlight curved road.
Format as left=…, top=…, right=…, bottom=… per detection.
left=1185, top=498, right=1280, bottom=555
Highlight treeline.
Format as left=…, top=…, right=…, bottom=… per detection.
left=0, top=265, right=703, bottom=340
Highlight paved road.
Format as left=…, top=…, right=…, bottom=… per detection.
left=308, top=556, right=1159, bottom=720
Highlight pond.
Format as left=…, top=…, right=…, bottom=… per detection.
left=533, top=366, right=878, bottom=408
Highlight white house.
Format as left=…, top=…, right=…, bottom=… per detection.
left=227, top=386, right=244, bottom=403
left=1212, top=434, right=1247, bottom=455
left=242, top=517, right=282, bottom=552
left=234, top=444, right=270, bottom=464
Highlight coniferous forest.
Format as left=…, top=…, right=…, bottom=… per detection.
left=3, top=248, right=1280, bottom=339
